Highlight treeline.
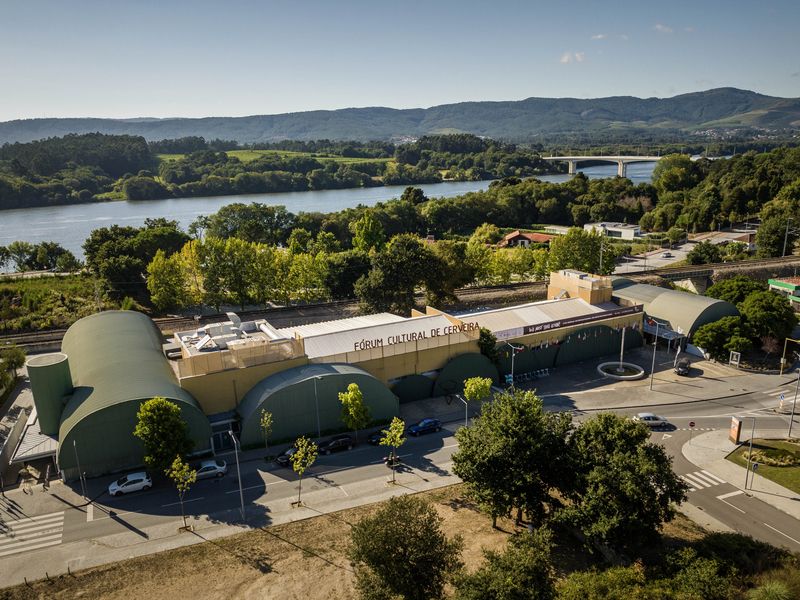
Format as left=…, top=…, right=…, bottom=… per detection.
left=247, top=139, right=396, bottom=158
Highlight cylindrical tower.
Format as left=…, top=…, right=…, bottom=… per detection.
left=27, top=353, right=73, bottom=435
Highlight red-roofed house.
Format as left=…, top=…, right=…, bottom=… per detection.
left=498, top=231, right=555, bottom=248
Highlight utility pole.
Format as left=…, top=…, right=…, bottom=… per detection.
left=783, top=217, right=794, bottom=257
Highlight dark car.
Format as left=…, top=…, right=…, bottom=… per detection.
left=368, top=430, right=388, bottom=445
left=319, top=434, right=354, bottom=455
left=407, top=418, right=442, bottom=436
left=276, top=444, right=299, bottom=467
left=675, top=358, right=691, bottom=376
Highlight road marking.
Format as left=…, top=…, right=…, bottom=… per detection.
left=371, top=453, right=412, bottom=464
left=701, top=470, right=727, bottom=484
left=691, top=472, right=722, bottom=486
left=764, top=522, right=800, bottom=546
left=715, top=491, right=746, bottom=513
left=316, top=465, right=355, bottom=476
left=92, top=509, right=143, bottom=521
left=0, top=534, right=63, bottom=558
left=682, top=473, right=710, bottom=489
left=87, top=503, right=93, bottom=522
left=767, top=390, right=791, bottom=396
left=662, top=434, right=672, bottom=440
left=160, top=497, right=204, bottom=508
left=0, top=511, right=65, bottom=558
left=340, top=486, right=348, bottom=497
left=435, top=444, right=459, bottom=450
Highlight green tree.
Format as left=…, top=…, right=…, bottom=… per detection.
left=339, top=383, right=372, bottom=443
left=454, top=528, right=557, bottom=600
left=320, top=250, right=371, bottom=299
left=7, top=241, right=35, bottom=272
left=55, top=250, right=83, bottom=274
left=548, top=227, right=614, bottom=275
left=666, top=226, right=685, bottom=246
left=348, top=494, right=464, bottom=600
left=146, top=250, right=188, bottom=311
left=463, top=377, right=492, bottom=403
left=756, top=216, right=798, bottom=258
left=260, top=409, right=273, bottom=456
left=478, top=327, right=501, bottom=368
left=379, top=417, right=406, bottom=484
left=558, top=412, right=689, bottom=548
left=469, top=222, right=503, bottom=245
left=692, top=316, right=754, bottom=361
left=686, top=241, right=721, bottom=265
left=424, top=241, right=476, bottom=307
left=705, top=275, right=766, bottom=305
left=0, top=342, right=26, bottom=377
left=651, top=154, right=697, bottom=195
left=452, top=389, right=572, bottom=527
left=133, top=397, right=196, bottom=471
left=400, top=186, right=428, bottom=205
left=311, top=231, right=341, bottom=255
left=352, top=209, right=387, bottom=253
left=0, top=245, right=9, bottom=272
left=165, top=456, right=196, bottom=529
left=290, top=436, right=317, bottom=505
left=204, top=202, right=294, bottom=245
left=287, top=228, right=313, bottom=254
left=738, top=290, right=797, bottom=341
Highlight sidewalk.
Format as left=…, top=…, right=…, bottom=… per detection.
left=682, top=429, right=800, bottom=521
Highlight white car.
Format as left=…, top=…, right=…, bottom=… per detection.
left=633, top=412, right=668, bottom=427
left=108, top=472, right=152, bottom=497
left=660, top=252, right=673, bottom=259
left=195, top=459, right=227, bottom=479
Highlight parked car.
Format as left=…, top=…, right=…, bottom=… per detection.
left=660, top=252, right=673, bottom=258
left=319, top=435, right=354, bottom=455
left=407, top=418, right=442, bottom=436
left=368, top=429, right=389, bottom=445
left=675, top=358, right=692, bottom=376
left=195, top=459, right=227, bottom=479
left=276, top=444, right=299, bottom=467
left=108, top=472, right=152, bottom=497
left=633, top=412, right=668, bottom=428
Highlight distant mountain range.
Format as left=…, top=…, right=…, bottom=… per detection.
left=1, top=88, right=798, bottom=145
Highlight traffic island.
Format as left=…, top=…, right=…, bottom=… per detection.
left=597, top=362, right=646, bottom=380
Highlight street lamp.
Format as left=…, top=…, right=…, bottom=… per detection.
left=649, top=320, right=660, bottom=391
left=783, top=217, right=794, bottom=257
left=597, top=225, right=607, bottom=275
left=738, top=417, right=756, bottom=490
left=73, top=440, right=86, bottom=498
left=228, top=430, right=245, bottom=522
left=456, top=395, right=468, bottom=429
left=508, top=342, right=524, bottom=389
left=312, top=375, right=322, bottom=439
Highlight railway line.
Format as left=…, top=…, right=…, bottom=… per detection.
left=4, top=255, right=800, bottom=348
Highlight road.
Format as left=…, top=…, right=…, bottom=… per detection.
left=615, top=246, right=691, bottom=274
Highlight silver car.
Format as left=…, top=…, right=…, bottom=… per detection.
left=195, top=460, right=227, bottom=479
left=633, top=412, right=668, bottom=427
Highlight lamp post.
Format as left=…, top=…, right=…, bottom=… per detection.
left=649, top=321, right=660, bottom=391
left=312, top=376, right=322, bottom=439
left=598, top=225, right=607, bottom=275
left=738, top=417, right=756, bottom=490
left=783, top=217, right=794, bottom=257
left=508, top=342, right=524, bottom=389
left=456, top=395, right=468, bottom=429
left=228, top=430, right=245, bottom=522
left=73, top=440, right=86, bottom=498
left=789, top=373, right=799, bottom=440
left=779, top=338, right=800, bottom=376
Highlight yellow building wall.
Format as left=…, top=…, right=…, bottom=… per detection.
left=353, top=340, right=479, bottom=386
left=180, top=356, right=309, bottom=415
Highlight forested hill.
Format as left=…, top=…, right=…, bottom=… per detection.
left=2, top=88, right=798, bottom=145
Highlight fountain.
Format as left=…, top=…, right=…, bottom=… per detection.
left=596, top=326, right=646, bottom=380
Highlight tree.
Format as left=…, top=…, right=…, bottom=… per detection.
left=133, top=397, right=196, bottom=471
left=165, top=456, right=196, bottom=529
left=686, top=241, right=721, bottom=265
left=557, top=412, right=689, bottom=548
left=320, top=250, right=371, bottom=299
left=692, top=316, right=753, bottom=361
left=288, top=228, right=313, bottom=254
left=0, top=343, right=26, bottom=378
left=7, top=241, right=35, bottom=272
left=756, top=216, right=797, bottom=258
left=0, top=246, right=9, bottom=272
left=348, top=494, right=464, bottom=600
left=379, top=417, right=406, bottom=484
left=478, top=327, right=501, bottom=368
left=260, top=409, right=273, bottom=456
left=738, top=290, right=797, bottom=341
left=204, top=202, right=294, bottom=245
left=339, top=383, right=372, bottom=443
left=424, top=241, right=476, bottom=307
left=352, top=209, right=387, bottom=254
left=400, top=186, right=428, bottom=205
left=290, top=436, right=317, bottom=505
left=454, top=528, right=557, bottom=600
left=469, top=223, right=503, bottom=245
left=547, top=227, right=615, bottom=275
left=55, top=250, right=83, bottom=274
left=146, top=250, right=188, bottom=311
left=666, top=226, right=685, bottom=246
left=463, top=377, right=492, bottom=403
left=760, top=336, right=780, bottom=364
left=704, top=275, right=766, bottom=305
left=452, top=389, right=572, bottom=527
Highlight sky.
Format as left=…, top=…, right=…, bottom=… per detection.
left=1, top=0, right=798, bottom=122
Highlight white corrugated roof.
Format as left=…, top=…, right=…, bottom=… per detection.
left=458, top=298, right=607, bottom=333
left=291, top=314, right=456, bottom=358
left=277, top=313, right=406, bottom=339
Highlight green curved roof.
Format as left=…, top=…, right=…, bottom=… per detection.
left=611, top=282, right=739, bottom=335
left=58, top=311, right=210, bottom=473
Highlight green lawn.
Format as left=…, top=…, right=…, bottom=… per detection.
left=726, top=438, right=800, bottom=494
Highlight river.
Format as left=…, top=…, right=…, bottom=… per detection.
left=0, top=161, right=658, bottom=258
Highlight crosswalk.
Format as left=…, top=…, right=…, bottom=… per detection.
left=0, top=511, right=65, bottom=558
left=681, top=470, right=727, bottom=492
left=764, top=388, right=797, bottom=410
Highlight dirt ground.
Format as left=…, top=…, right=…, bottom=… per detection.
left=3, top=485, right=707, bottom=600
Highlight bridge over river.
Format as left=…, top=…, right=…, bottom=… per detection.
left=543, top=154, right=710, bottom=177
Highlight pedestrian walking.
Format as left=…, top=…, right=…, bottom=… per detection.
left=0, top=470, right=5, bottom=497
left=43, top=464, right=51, bottom=491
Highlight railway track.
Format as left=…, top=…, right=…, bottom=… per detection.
left=5, top=255, right=800, bottom=347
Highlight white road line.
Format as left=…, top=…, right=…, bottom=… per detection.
left=316, top=465, right=355, bottom=476
left=764, top=522, right=800, bottom=546
left=715, top=491, right=746, bottom=513
left=92, top=509, right=143, bottom=521
left=691, top=472, right=721, bottom=486
left=682, top=474, right=709, bottom=489
left=161, top=497, right=204, bottom=508
left=0, top=526, right=63, bottom=547
left=767, top=390, right=790, bottom=396
left=2, top=521, right=63, bottom=536
left=717, top=491, right=744, bottom=500
left=226, top=479, right=290, bottom=494
left=340, top=486, right=348, bottom=497
left=0, top=536, right=63, bottom=558
left=86, top=503, right=93, bottom=522
left=701, top=470, right=727, bottom=484
left=3, top=512, right=64, bottom=526
left=680, top=477, right=696, bottom=491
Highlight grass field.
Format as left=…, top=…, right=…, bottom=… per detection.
left=727, top=438, right=800, bottom=494
left=155, top=149, right=393, bottom=166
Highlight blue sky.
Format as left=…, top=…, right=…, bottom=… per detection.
left=1, top=0, right=798, bottom=121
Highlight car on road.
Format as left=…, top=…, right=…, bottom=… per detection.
left=660, top=252, right=673, bottom=258
left=319, top=434, right=354, bottom=455
left=368, top=429, right=389, bottom=445
left=276, top=444, right=299, bottom=467
left=108, top=472, right=152, bottom=497
left=407, top=418, right=442, bottom=436
left=633, top=412, right=669, bottom=428
left=675, top=358, right=692, bottom=376
left=195, top=459, right=227, bottom=479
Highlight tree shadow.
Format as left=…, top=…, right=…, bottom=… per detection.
left=258, top=527, right=354, bottom=573
left=189, top=530, right=273, bottom=574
